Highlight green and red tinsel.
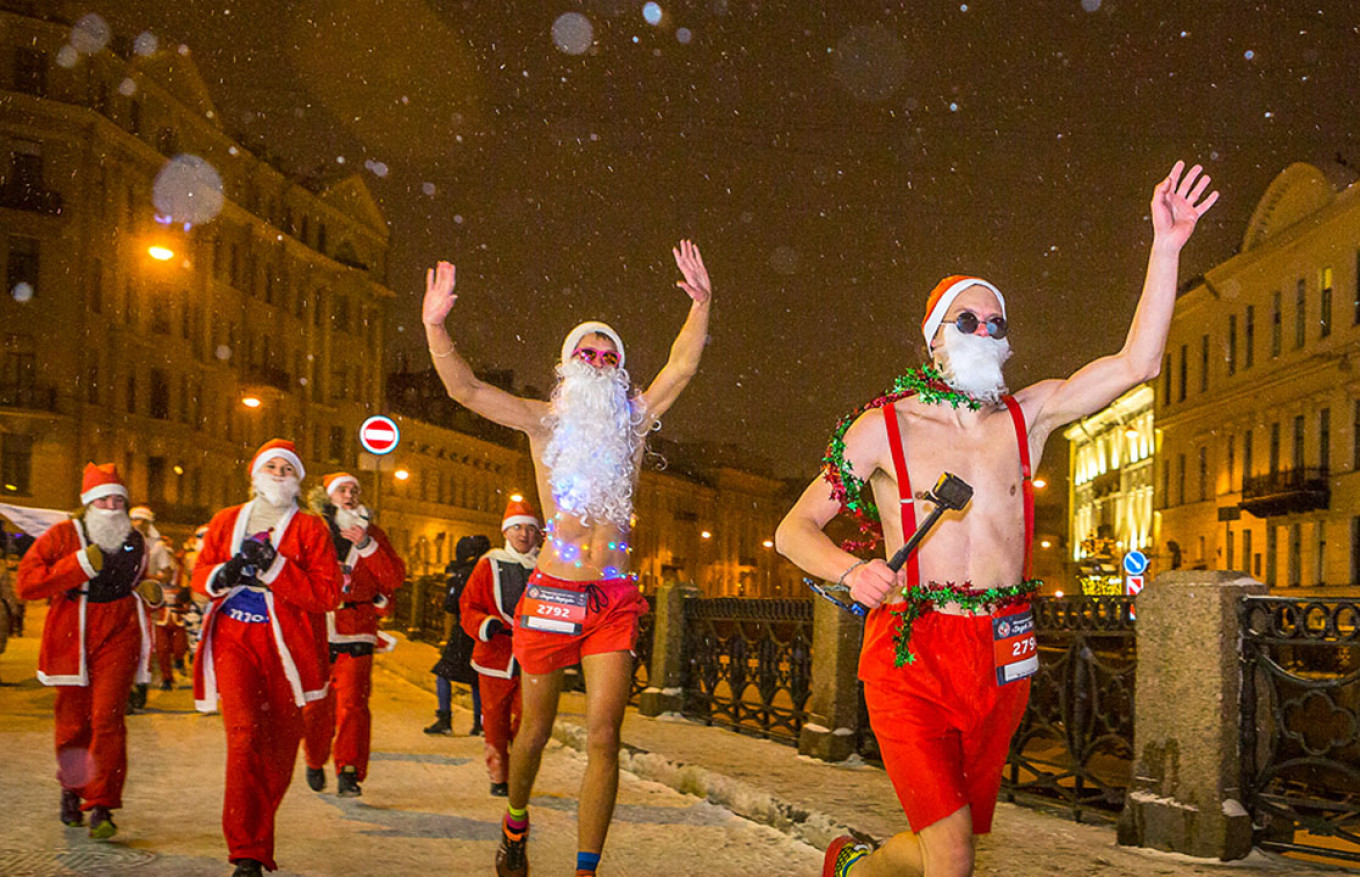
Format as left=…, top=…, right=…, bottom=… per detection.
left=820, top=365, right=980, bottom=551
left=888, top=579, right=1042, bottom=667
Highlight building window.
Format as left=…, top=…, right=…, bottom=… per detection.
left=12, top=47, right=47, bottom=97
left=1288, top=523, right=1302, bottom=587
left=1320, top=408, right=1331, bottom=473
left=333, top=294, right=350, bottom=333
left=147, top=456, right=166, bottom=504
left=1227, top=314, right=1237, bottom=376
left=1295, top=279, right=1306, bottom=350
left=149, top=368, right=170, bottom=420
left=1161, top=354, right=1171, bottom=402
left=86, top=364, right=98, bottom=404
left=1269, top=423, right=1280, bottom=475
left=1198, top=446, right=1208, bottom=502
left=1178, top=344, right=1187, bottom=402
left=328, top=425, right=345, bottom=463
left=1227, top=434, right=1235, bottom=491
left=1320, top=266, right=1333, bottom=338
left=1352, top=518, right=1360, bottom=587
left=1355, top=250, right=1360, bottom=325
left=1243, top=528, right=1253, bottom=578
left=1317, top=522, right=1327, bottom=585
left=1177, top=453, right=1186, bottom=506
left=1266, top=526, right=1277, bottom=586
left=128, top=97, right=142, bottom=136
left=1293, top=415, right=1305, bottom=472
left=126, top=373, right=137, bottom=414
left=90, top=258, right=103, bottom=314
left=1161, top=458, right=1169, bottom=505
left=8, top=139, right=44, bottom=193
left=1271, top=290, right=1282, bottom=357
left=317, top=223, right=327, bottom=254
left=1226, top=529, right=1234, bottom=573
left=6, top=235, right=40, bottom=295
left=0, top=434, right=33, bottom=495
left=1199, top=334, right=1209, bottom=392
left=1245, top=305, right=1255, bottom=368
left=1244, top=429, right=1253, bottom=483
left=156, top=127, right=177, bottom=155
left=1354, top=401, right=1360, bottom=470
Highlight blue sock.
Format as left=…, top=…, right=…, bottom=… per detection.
left=576, top=851, right=601, bottom=873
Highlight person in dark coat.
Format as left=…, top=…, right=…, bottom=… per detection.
left=425, top=534, right=491, bottom=735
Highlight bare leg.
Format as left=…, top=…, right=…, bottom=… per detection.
left=854, top=806, right=974, bottom=877
left=506, top=668, right=564, bottom=811
left=576, top=650, right=633, bottom=854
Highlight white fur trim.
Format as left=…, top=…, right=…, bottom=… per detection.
left=79, top=482, right=128, bottom=505
left=372, top=593, right=390, bottom=609
left=133, top=595, right=152, bottom=685
left=205, top=563, right=231, bottom=597
left=264, top=590, right=310, bottom=707
left=501, top=514, right=539, bottom=531
left=471, top=658, right=514, bottom=680
left=75, top=545, right=98, bottom=579
left=251, top=447, right=305, bottom=479
left=561, top=320, right=625, bottom=368
left=478, top=616, right=497, bottom=642
left=354, top=537, right=378, bottom=558
left=376, top=631, right=397, bottom=653
left=325, top=610, right=378, bottom=645
left=921, top=277, right=1006, bottom=347
left=325, top=474, right=359, bottom=497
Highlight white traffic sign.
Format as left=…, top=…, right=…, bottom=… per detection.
left=1125, top=574, right=1144, bottom=597
left=358, top=415, right=400, bottom=456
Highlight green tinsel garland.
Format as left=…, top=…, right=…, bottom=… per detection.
left=820, top=365, right=980, bottom=550
left=887, top=579, right=1043, bottom=668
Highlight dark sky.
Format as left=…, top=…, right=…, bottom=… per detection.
left=110, top=0, right=1360, bottom=479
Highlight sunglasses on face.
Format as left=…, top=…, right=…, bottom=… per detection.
left=573, top=347, right=620, bottom=367
left=952, top=310, right=1008, bottom=339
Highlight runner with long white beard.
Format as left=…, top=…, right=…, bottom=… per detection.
left=191, top=439, right=343, bottom=877
left=422, top=240, right=712, bottom=877
left=17, top=463, right=159, bottom=840
left=777, top=161, right=1218, bottom=877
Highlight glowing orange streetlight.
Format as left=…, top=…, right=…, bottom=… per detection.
left=1033, top=477, right=1047, bottom=489
left=241, top=396, right=261, bottom=409
left=700, top=530, right=712, bottom=540
left=394, top=468, right=410, bottom=481
left=148, top=245, right=175, bottom=261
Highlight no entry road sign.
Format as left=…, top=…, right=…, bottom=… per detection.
left=358, top=415, right=400, bottom=456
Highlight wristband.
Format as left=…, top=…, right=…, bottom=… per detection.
left=837, top=559, right=868, bottom=589
left=429, top=344, right=455, bottom=359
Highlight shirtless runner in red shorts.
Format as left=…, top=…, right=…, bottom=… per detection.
left=777, top=161, right=1218, bottom=877
left=422, top=240, right=712, bottom=877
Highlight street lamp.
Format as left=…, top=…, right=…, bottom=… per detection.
left=394, top=468, right=410, bottom=481
left=762, top=539, right=774, bottom=548
left=700, top=530, right=712, bottom=540
left=1033, top=477, right=1047, bottom=489
left=147, top=245, right=175, bottom=261
left=241, top=395, right=261, bottom=409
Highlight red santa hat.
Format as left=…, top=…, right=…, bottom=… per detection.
left=561, top=321, right=625, bottom=369
left=323, top=472, right=359, bottom=498
left=128, top=505, right=155, bottom=522
left=502, top=498, right=541, bottom=532
left=80, top=462, right=129, bottom=505
left=250, top=438, right=305, bottom=479
left=921, top=275, right=1006, bottom=347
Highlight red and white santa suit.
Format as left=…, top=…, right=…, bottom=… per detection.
left=460, top=500, right=540, bottom=785
left=16, top=464, right=154, bottom=815
left=303, top=472, right=406, bottom=785
left=192, top=440, right=342, bottom=872
left=132, top=507, right=188, bottom=686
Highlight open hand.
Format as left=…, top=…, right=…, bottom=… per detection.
left=1151, top=161, right=1219, bottom=250
left=672, top=240, right=711, bottom=304
left=422, top=261, right=458, bottom=326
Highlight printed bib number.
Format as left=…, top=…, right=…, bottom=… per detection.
left=520, top=584, right=589, bottom=635
left=993, top=607, right=1038, bottom=685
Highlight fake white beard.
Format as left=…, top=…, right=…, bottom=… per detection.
left=85, top=507, right=132, bottom=553
left=542, top=358, right=645, bottom=530
left=251, top=471, right=301, bottom=509
left=935, top=324, right=1012, bottom=404
left=335, top=504, right=370, bottom=532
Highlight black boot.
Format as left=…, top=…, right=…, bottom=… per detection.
left=159, top=679, right=173, bottom=691
left=60, top=789, right=82, bottom=827
left=232, top=858, right=264, bottom=877
left=489, top=781, right=508, bottom=797
left=469, top=717, right=483, bottom=737
left=423, top=711, right=453, bottom=735
left=306, top=766, right=325, bottom=792
left=336, top=765, right=362, bottom=798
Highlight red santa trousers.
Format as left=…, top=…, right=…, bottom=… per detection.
left=154, top=623, right=188, bottom=683
left=478, top=674, right=520, bottom=784
left=53, top=611, right=141, bottom=810
left=302, top=652, right=374, bottom=780
left=213, top=615, right=305, bottom=871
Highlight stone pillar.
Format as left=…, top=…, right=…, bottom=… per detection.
left=638, top=581, right=699, bottom=717
left=1117, top=570, right=1265, bottom=860
left=407, top=576, right=426, bottom=635
left=797, top=595, right=864, bottom=762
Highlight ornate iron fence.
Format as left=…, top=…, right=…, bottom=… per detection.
left=1240, top=596, right=1360, bottom=864
left=1001, top=596, right=1136, bottom=821
left=680, top=597, right=813, bottom=743
left=629, top=597, right=657, bottom=704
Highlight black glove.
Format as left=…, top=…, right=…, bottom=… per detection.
left=239, top=535, right=277, bottom=570
left=485, top=619, right=504, bottom=639
left=217, top=555, right=249, bottom=589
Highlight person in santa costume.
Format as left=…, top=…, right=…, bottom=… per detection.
left=16, top=463, right=160, bottom=840
left=461, top=499, right=542, bottom=796
left=191, top=439, right=343, bottom=877
left=130, top=506, right=188, bottom=693
left=301, top=471, right=406, bottom=798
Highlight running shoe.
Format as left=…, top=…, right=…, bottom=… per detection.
left=88, top=806, right=117, bottom=840
left=60, top=789, right=82, bottom=827
left=822, top=835, right=871, bottom=877
left=495, top=819, right=529, bottom=877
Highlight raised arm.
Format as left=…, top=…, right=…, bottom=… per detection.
left=640, top=240, right=713, bottom=423
left=422, top=261, right=548, bottom=435
left=1025, top=161, right=1220, bottom=435
left=774, top=412, right=904, bottom=610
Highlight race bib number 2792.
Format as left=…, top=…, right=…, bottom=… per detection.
left=520, top=584, right=588, bottom=636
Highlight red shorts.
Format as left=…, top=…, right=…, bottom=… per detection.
left=512, top=571, right=649, bottom=676
left=858, top=604, right=1031, bottom=834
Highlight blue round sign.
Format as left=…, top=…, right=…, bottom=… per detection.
left=1123, top=550, right=1148, bottom=576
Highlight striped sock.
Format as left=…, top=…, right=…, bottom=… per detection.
left=505, top=805, right=528, bottom=833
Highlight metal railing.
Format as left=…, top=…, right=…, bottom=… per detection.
left=680, top=597, right=813, bottom=743
left=1002, top=596, right=1138, bottom=821
left=1240, top=596, right=1360, bottom=864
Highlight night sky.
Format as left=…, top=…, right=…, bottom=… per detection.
left=110, top=1, right=1360, bottom=479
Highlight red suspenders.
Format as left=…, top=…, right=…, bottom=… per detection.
left=881, top=396, right=1034, bottom=583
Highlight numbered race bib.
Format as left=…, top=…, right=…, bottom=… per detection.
left=520, top=584, right=589, bottom=635
left=993, top=607, right=1038, bottom=685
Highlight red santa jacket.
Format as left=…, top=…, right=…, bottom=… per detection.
left=191, top=500, right=342, bottom=711
left=460, top=549, right=535, bottom=678
left=16, top=518, right=153, bottom=687
left=326, top=523, right=405, bottom=646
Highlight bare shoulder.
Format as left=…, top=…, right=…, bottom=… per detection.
left=842, top=405, right=891, bottom=478
left=1014, top=379, right=1063, bottom=424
